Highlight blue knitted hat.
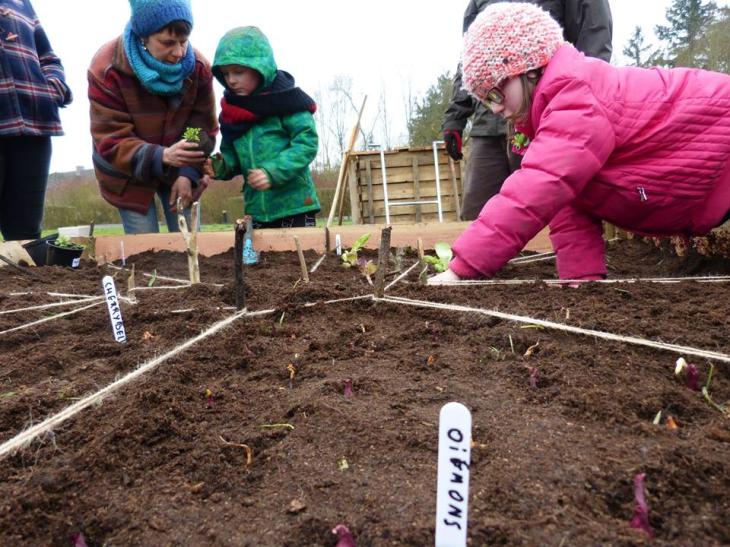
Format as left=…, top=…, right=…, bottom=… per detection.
left=128, top=0, right=193, bottom=37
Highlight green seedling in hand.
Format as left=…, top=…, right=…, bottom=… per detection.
left=423, top=242, right=453, bottom=273
left=183, top=127, right=201, bottom=143
left=341, top=233, right=371, bottom=268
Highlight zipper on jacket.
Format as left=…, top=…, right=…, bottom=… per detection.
left=247, top=129, right=268, bottom=219
left=637, top=187, right=648, bottom=202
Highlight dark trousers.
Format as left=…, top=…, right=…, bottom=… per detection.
left=461, top=136, right=522, bottom=221
left=252, top=212, right=317, bottom=229
left=0, top=136, right=52, bottom=240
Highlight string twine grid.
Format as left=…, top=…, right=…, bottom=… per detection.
left=0, top=294, right=377, bottom=460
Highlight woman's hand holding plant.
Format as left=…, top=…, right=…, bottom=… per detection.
left=163, top=139, right=205, bottom=167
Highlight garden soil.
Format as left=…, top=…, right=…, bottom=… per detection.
left=0, top=238, right=729, bottom=546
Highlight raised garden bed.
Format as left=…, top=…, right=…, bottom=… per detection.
left=0, top=238, right=729, bottom=545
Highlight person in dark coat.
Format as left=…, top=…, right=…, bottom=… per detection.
left=442, top=0, right=612, bottom=220
left=0, top=0, right=72, bottom=240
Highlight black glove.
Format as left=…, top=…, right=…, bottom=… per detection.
left=443, top=129, right=463, bottom=161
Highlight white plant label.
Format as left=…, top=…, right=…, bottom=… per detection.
left=435, top=402, right=472, bottom=547
left=335, top=234, right=342, bottom=256
left=102, top=276, right=127, bottom=343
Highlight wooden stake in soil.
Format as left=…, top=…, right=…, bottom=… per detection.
left=448, top=158, right=462, bottom=221
left=234, top=219, right=246, bottom=310
left=327, top=95, right=367, bottom=227
left=294, top=236, right=310, bottom=284
left=417, top=237, right=428, bottom=285
left=374, top=226, right=393, bottom=298
left=177, top=198, right=201, bottom=284
left=126, top=264, right=137, bottom=304
left=325, top=227, right=331, bottom=254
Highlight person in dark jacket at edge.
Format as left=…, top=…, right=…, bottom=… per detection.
left=442, top=0, right=613, bottom=220
left=0, top=0, right=72, bottom=241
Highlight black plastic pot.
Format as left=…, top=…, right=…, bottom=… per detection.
left=46, top=240, right=84, bottom=268
left=21, top=233, right=58, bottom=266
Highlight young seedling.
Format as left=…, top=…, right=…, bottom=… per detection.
left=629, top=473, right=653, bottom=537
left=343, top=378, right=354, bottom=398
left=652, top=410, right=662, bottom=425
left=205, top=388, right=215, bottom=409
left=356, top=257, right=377, bottom=285
left=287, top=353, right=301, bottom=388
left=332, top=524, right=356, bottom=547
left=701, top=363, right=730, bottom=415
left=183, top=126, right=201, bottom=143
left=52, top=234, right=84, bottom=251
left=675, top=357, right=700, bottom=391
left=182, top=126, right=215, bottom=156
left=422, top=242, right=452, bottom=273
left=341, top=233, right=371, bottom=268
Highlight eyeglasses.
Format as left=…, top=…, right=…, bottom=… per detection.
left=485, top=87, right=505, bottom=105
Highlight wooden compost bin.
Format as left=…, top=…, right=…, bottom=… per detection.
left=347, top=145, right=463, bottom=225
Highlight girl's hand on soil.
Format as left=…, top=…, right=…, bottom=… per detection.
left=170, top=176, right=193, bottom=211
left=427, top=268, right=461, bottom=285
left=163, top=140, right=205, bottom=167
left=247, top=169, right=271, bottom=191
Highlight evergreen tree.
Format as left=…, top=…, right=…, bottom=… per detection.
left=622, top=26, right=653, bottom=67
left=704, top=7, right=730, bottom=73
left=408, top=72, right=452, bottom=147
left=655, top=0, right=717, bottom=67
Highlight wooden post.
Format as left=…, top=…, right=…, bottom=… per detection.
left=374, top=226, right=392, bottom=298
left=412, top=157, right=422, bottom=223
left=366, top=159, right=374, bottom=224
left=417, top=237, right=428, bottom=285
left=177, top=198, right=200, bottom=284
left=325, top=227, right=331, bottom=254
left=234, top=219, right=246, bottom=310
left=293, top=236, right=309, bottom=284
left=346, top=158, right=362, bottom=224
left=448, top=158, right=462, bottom=221
left=327, top=95, right=367, bottom=227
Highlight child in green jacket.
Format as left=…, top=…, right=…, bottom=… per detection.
left=210, top=26, right=320, bottom=228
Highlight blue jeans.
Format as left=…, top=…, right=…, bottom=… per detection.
left=118, top=186, right=193, bottom=234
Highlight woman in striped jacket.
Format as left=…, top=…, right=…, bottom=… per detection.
left=0, top=0, right=71, bottom=240
left=88, top=0, right=217, bottom=234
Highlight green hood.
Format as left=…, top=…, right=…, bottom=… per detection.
left=212, top=26, right=277, bottom=92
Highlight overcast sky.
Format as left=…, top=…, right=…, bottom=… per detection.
left=29, top=0, right=728, bottom=173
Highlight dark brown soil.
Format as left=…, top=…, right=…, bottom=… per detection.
left=0, top=238, right=729, bottom=546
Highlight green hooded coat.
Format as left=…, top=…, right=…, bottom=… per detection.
left=212, top=27, right=320, bottom=222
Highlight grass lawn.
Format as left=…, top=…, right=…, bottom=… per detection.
left=34, top=218, right=346, bottom=238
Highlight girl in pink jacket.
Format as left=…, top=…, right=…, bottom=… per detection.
left=430, top=2, right=730, bottom=284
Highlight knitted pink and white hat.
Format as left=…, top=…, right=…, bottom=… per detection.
left=461, top=2, right=566, bottom=103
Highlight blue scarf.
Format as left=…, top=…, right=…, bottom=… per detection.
left=123, top=23, right=195, bottom=96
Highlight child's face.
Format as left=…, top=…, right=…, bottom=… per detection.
left=485, top=76, right=524, bottom=119
left=220, top=65, right=262, bottom=96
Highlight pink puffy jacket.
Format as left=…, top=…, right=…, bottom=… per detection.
left=450, top=45, right=730, bottom=280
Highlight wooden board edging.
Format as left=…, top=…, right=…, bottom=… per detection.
left=93, top=223, right=553, bottom=264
